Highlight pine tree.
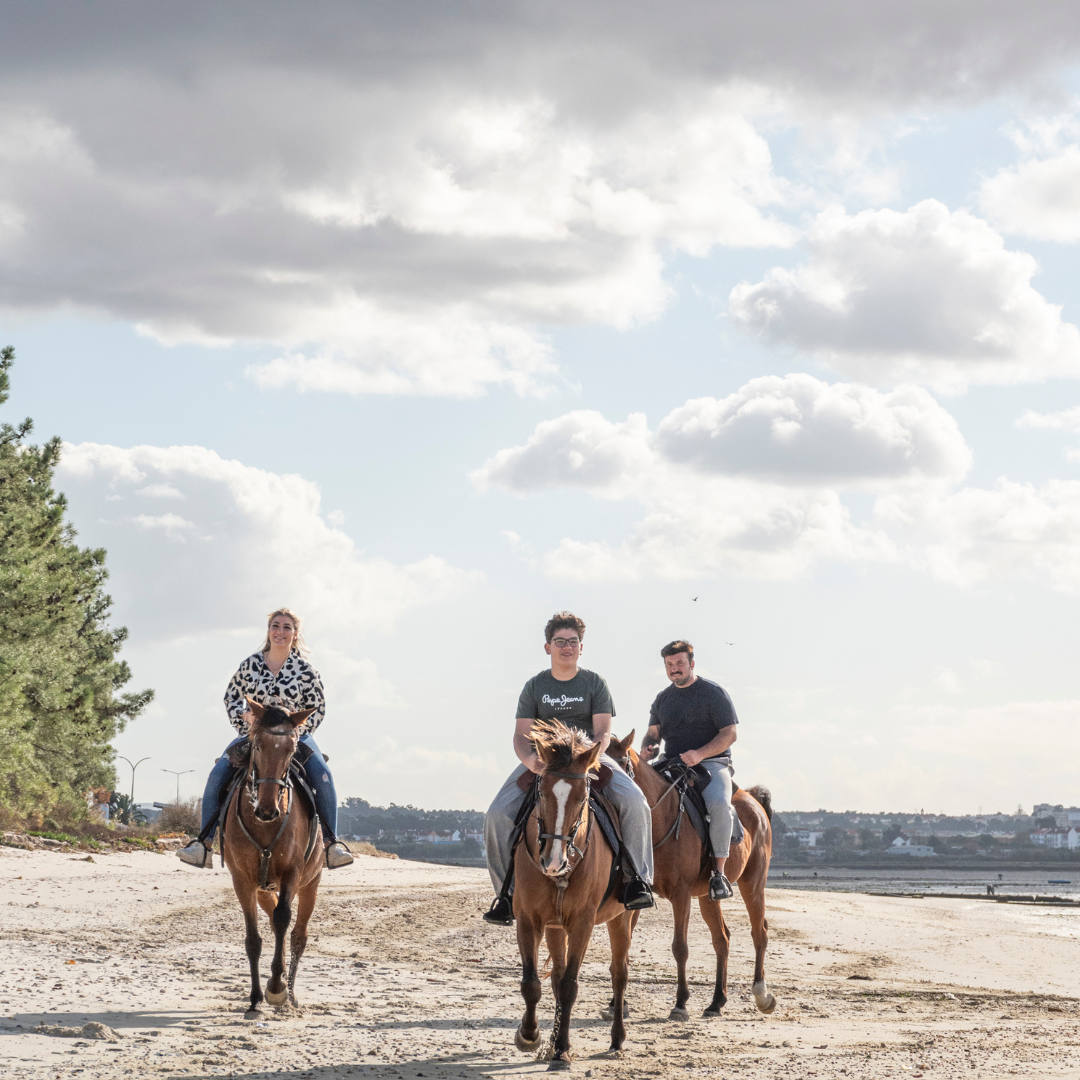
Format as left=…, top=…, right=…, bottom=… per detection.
left=0, top=347, right=153, bottom=823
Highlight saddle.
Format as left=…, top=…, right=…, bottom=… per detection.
left=503, top=765, right=628, bottom=910
left=651, top=758, right=743, bottom=855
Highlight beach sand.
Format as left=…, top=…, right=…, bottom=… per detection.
left=2, top=844, right=1078, bottom=1079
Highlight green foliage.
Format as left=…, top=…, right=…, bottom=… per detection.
left=0, top=347, right=153, bottom=821
left=109, top=793, right=148, bottom=826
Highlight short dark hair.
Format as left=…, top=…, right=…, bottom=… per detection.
left=661, top=639, right=694, bottom=662
left=545, top=611, right=586, bottom=643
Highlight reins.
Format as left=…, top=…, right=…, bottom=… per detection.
left=611, top=753, right=688, bottom=850
left=233, top=732, right=297, bottom=890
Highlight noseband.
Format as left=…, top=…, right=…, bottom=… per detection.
left=535, top=770, right=593, bottom=871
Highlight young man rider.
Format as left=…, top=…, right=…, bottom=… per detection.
left=482, top=611, right=655, bottom=924
left=641, top=640, right=739, bottom=901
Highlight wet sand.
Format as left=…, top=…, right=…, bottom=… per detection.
left=2, top=844, right=1078, bottom=1079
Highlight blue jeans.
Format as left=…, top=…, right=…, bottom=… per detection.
left=200, top=734, right=338, bottom=840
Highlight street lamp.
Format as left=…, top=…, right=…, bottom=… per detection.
left=117, top=756, right=150, bottom=803
left=161, top=768, right=194, bottom=805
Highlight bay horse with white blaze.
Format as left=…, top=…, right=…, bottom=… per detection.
left=513, top=721, right=636, bottom=1070
left=607, top=735, right=776, bottom=1019
left=222, top=699, right=324, bottom=1018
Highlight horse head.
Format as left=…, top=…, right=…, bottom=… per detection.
left=531, top=720, right=602, bottom=877
left=605, top=730, right=637, bottom=778
left=246, top=698, right=315, bottom=822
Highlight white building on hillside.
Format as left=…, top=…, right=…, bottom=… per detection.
left=886, top=837, right=936, bottom=857
left=1029, top=828, right=1079, bottom=850
left=1033, top=805, right=1080, bottom=829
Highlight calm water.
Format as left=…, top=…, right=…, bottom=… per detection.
left=767, top=867, right=1080, bottom=898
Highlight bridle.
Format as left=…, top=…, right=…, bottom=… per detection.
left=235, top=727, right=298, bottom=890
left=532, top=769, right=594, bottom=878
left=608, top=749, right=687, bottom=848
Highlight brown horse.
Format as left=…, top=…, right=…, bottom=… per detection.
left=512, top=721, right=636, bottom=1070
left=222, top=699, right=324, bottom=1019
left=607, top=736, right=776, bottom=1020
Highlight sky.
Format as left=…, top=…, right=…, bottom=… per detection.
left=3, top=2, right=1080, bottom=814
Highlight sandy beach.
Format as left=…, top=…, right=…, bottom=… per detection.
left=2, top=844, right=1078, bottom=1079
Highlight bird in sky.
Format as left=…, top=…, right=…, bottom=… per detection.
left=691, top=596, right=698, bottom=601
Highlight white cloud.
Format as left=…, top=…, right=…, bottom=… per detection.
left=478, top=376, right=1080, bottom=592
left=876, top=477, right=1080, bottom=593
left=728, top=201, right=1080, bottom=390
left=1016, top=404, right=1080, bottom=432
left=656, top=376, right=971, bottom=485
left=57, top=442, right=479, bottom=642
left=475, top=374, right=966, bottom=579
left=6, top=5, right=1079, bottom=396
left=473, top=410, right=653, bottom=497
left=0, top=66, right=792, bottom=398
left=980, top=144, right=1080, bottom=242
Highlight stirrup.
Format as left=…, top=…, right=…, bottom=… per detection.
left=483, top=895, right=514, bottom=925
left=622, top=879, right=655, bottom=911
left=709, top=871, right=733, bottom=901
left=177, top=840, right=213, bottom=868
left=325, top=841, right=354, bottom=869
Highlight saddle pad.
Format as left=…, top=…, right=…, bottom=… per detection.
left=589, top=791, right=622, bottom=860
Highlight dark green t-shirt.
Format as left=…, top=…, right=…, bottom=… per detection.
left=516, top=668, right=615, bottom=739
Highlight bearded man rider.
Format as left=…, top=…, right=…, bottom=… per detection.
left=482, top=611, right=656, bottom=925
left=641, top=640, right=739, bottom=902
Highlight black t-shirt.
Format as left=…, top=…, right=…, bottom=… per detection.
left=649, top=677, right=738, bottom=760
left=516, top=668, right=615, bottom=739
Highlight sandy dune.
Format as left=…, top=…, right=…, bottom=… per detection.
left=2, top=844, right=1078, bottom=1079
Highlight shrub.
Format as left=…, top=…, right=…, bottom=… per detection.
left=157, top=797, right=201, bottom=834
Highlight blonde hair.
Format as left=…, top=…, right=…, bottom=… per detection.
left=259, top=607, right=309, bottom=655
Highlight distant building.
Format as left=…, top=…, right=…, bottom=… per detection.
left=1032, top=805, right=1080, bottom=829
left=793, top=829, right=824, bottom=848
left=1029, top=828, right=1079, bottom=850
left=886, top=837, right=936, bottom=857
left=417, top=829, right=461, bottom=844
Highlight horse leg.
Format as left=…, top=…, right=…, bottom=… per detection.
left=549, top=920, right=591, bottom=1069
left=602, top=908, right=637, bottom=1021
left=287, top=879, right=319, bottom=1008
left=515, top=917, right=544, bottom=1053
left=739, top=875, right=776, bottom=1014
left=605, top=911, right=633, bottom=1051
left=236, top=887, right=264, bottom=1019
left=264, top=887, right=293, bottom=1006
left=668, top=889, right=692, bottom=1021
left=697, top=895, right=731, bottom=1017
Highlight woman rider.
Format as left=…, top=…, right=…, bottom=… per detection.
left=176, top=608, right=354, bottom=870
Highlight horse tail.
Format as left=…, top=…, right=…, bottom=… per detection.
left=746, top=784, right=772, bottom=821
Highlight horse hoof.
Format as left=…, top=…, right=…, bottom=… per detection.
left=668, top=1007, right=690, bottom=1022
left=243, top=1009, right=264, bottom=1021
left=601, top=999, right=629, bottom=1020
left=702, top=1007, right=721, bottom=1019
left=547, top=1054, right=573, bottom=1072
left=756, top=994, right=777, bottom=1015
left=515, top=1028, right=541, bottom=1052
left=265, top=988, right=288, bottom=1005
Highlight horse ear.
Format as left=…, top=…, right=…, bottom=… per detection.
left=579, top=740, right=603, bottom=773
left=534, top=737, right=554, bottom=765
left=288, top=708, right=315, bottom=730
left=246, top=698, right=266, bottom=720
left=615, top=729, right=635, bottom=754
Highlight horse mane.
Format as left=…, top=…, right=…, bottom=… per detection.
left=746, top=784, right=773, bottom=821
left=252, top=705, right=294, bottom=732
left=531, top=720, right=595, bottom=773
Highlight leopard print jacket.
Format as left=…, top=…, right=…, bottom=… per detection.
left=224, top=651, right=326, bottom=737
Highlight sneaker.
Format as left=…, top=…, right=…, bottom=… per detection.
left=622, top=879, right=656, bottom=911
left=325, top=842, right=355, bottom=869
left=708, top=871, right=733, bottom=901
left=482, top=895, right=514, bottom=925
left=177, top=840, right=213, bottom=868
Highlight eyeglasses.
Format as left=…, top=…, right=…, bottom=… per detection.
left=551, top=637, right=581, bottom=648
